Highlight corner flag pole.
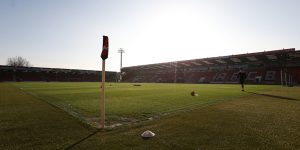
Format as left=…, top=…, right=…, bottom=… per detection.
left=100, top=59, right=105, bottom=128
left=100, top=36, right=109, bottom=129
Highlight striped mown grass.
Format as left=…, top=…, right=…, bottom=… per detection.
left=0, top=83, right=94, bottom=149
left=12, top=82, right=275, bottom=126
left=73, top=85, right=300, bottom=149
left=1, top=82, right=300, bottom=149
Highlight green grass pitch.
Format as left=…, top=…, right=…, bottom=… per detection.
left=1, top=82, right=300, bottom=149
left=12, top=82, right=274, bottom=126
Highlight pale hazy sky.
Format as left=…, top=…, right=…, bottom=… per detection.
left=1, top=0, right=299, bottom=71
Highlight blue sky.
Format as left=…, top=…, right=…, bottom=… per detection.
left=1, top=0, right=300, bottom=71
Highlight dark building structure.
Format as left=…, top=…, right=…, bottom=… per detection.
left=122, top=48, right=300, bottom=85
left=0, top=66, right=117, bottom=82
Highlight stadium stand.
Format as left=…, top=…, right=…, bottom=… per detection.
left=122, top=48, right=300, bottom=85
left=0, top=66, right=117, bottom=82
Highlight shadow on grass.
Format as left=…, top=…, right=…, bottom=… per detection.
left=63, top=129, right=100, bottom=150
left=246, top=91, right=300, bottom=101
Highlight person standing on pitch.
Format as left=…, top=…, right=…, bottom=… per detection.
left=237, top=68, right=247, bottom=91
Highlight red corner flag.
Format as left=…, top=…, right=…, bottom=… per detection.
left=101, top=36, right=109, bottom=60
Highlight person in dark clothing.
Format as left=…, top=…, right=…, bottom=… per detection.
left=237, top=68, right=247, bottom=91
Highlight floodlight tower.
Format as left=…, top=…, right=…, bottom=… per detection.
left=118, top=48, right=125, bottom=81
left=118, top=48, right=125, bottom=71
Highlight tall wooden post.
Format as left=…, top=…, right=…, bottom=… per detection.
left=100, top=60, right=106, bottom=129
left=100, top=35, right=109, bottom=129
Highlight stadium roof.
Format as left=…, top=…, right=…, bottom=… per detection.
left=123, top=48, right=300, bottom=70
